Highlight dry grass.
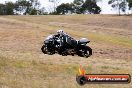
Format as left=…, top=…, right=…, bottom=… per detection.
left=0, top=15, right=132, bottom=88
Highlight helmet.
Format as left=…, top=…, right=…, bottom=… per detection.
left=57, top=30, right=64, bottom=34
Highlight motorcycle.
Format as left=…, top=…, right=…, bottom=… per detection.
left=41, top=35, right=92, bottom=58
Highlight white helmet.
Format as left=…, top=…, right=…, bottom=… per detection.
left=57, top=30, right=64, bottom=34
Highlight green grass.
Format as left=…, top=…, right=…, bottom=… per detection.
left=0, top=55, right=79, bottom=76
left=86, top=33, right=132, bottom=47
left=0, top=54, right=132, bottom=88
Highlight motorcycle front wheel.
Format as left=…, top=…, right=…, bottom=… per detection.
left=41, top=45, right=48, bottom=54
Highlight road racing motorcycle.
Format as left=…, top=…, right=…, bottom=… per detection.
left=41, top=35, right=92, bottom=58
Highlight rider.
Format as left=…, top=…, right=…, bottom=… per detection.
left=55, top=30, right=65, bottom=45
left=54, top=30, right=68, bottom=55
left=45, top=29, right=66, bottom=47
left=45, top=29, right=73, bottom=55
left=44, top=35, right=54, bottom=53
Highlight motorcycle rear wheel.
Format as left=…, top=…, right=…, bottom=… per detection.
left=82, top=46, right=92, bottom=58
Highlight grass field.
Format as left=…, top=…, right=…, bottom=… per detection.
left=0, top=15, right=132, bottom=88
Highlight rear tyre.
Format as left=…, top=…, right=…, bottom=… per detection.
left=87, top=46, right=92, bottom=56
left=82, top=46, right=92, bottom=58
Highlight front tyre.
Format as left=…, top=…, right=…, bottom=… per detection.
left=41, top=44, right=55, bottom=55
left=41, top=45, right=47, bottom=54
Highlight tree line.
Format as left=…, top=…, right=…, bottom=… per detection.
left=0, top=0, right=45, bottom=15
left=55, top=0, right=101, bottom=14
left=108, top=0, right=132, bottom=15
left=0, top=0, right=132, bottom=15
